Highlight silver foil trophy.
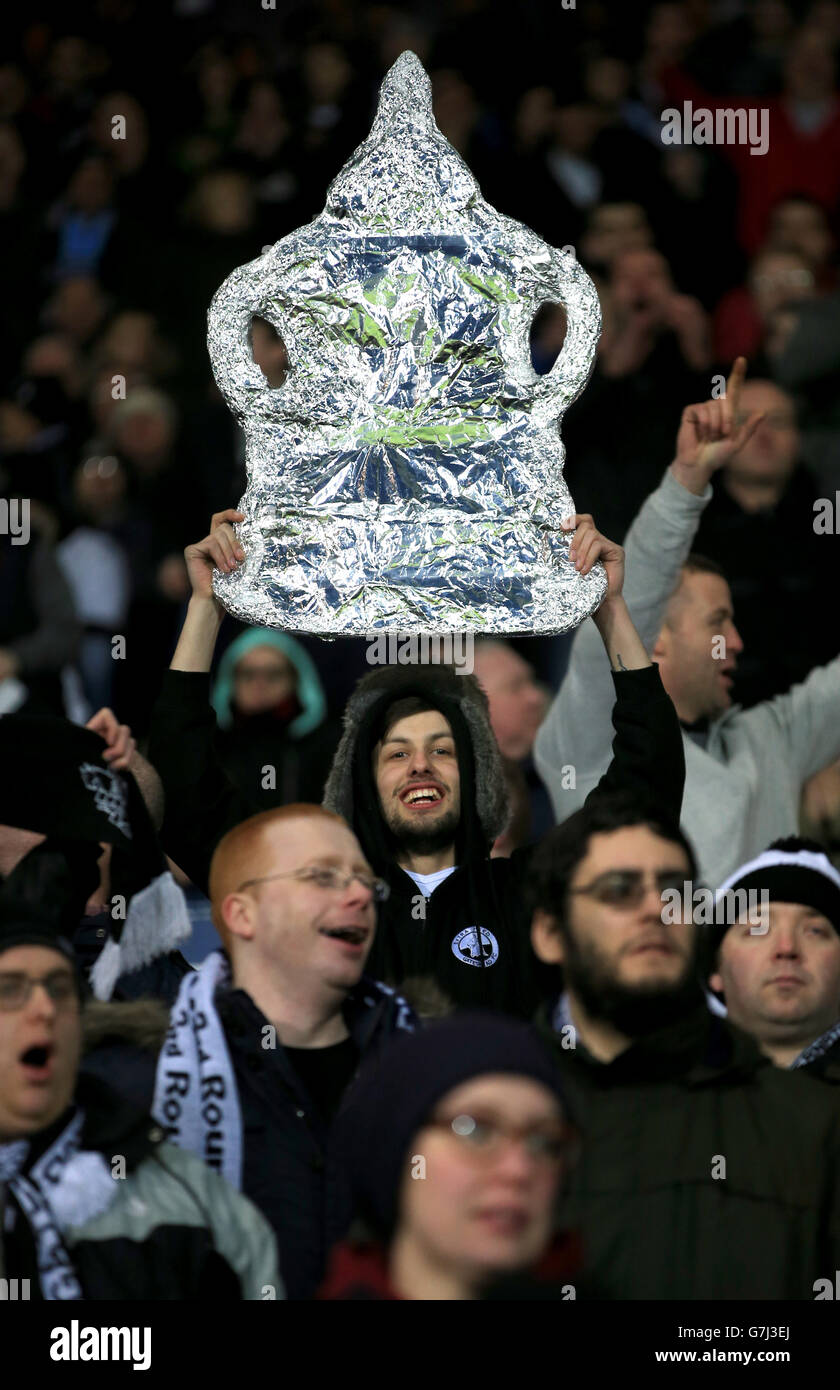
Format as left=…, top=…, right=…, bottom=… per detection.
left=208, top=51, right=606, bottom=634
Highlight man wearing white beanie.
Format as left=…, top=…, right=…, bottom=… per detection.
left=710, top=836, right=840, bottom=1074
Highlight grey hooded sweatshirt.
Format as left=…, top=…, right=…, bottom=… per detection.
left=535, top=467, right=840, bottom=884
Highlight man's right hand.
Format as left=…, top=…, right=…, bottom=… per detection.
left=184, top=510, right=245, bottom=602
left=562, top=513, right=625, bottom=601
left=172, top=511, right=245, bottom=673
left=670, top=357, right=764, bottom=496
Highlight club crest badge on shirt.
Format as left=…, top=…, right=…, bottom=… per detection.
left=452, top=926, right=500, bottom=968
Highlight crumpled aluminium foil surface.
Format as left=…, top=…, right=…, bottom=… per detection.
left=209, top=50, right=606, bottom=635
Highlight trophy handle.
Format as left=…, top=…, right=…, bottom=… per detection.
left=207, top=259, right=281, bottom=420
left=531, top=249, right=601, bottom=424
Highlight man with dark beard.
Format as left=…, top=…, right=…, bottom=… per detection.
left=528, top=793, right=840, bottom=1300
left=149, top=511, right=685, bottom=1016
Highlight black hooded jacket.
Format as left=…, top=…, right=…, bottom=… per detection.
left=321, top=662, right=684, bottom=1018
left=149, top=661, right=684, bottom=1017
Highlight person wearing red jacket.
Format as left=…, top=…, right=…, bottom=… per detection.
left=320, top=1014, right=580, bottom=1301
left=661, top=28, right=840, bottom=253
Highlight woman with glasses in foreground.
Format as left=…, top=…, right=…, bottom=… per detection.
left=321, top=1013, right=580, bottom=1301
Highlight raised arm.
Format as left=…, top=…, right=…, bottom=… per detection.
left=561, top=515, right=685, bottom=820
left=148, top=511, right=256, bottom=894
left=535, top=359, right=764, bottom=821
left=757, top=654, right=840, bottom=785
left=171, top=509, right=245, bottom=673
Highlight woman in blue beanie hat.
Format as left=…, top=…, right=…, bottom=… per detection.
left=321, top=1013, right=580, bottom=1300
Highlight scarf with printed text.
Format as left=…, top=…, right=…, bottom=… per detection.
left=0, top=1108, right=116, bottom=1299
left=151, top=951, right=242, bottom=1190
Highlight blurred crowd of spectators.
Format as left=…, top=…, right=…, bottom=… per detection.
left=1, top=0, right=839, bottom=741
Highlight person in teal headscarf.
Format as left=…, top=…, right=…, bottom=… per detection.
left=209, top=627, right=338, bottom=809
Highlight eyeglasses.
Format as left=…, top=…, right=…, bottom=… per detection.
left=0, top=971, right=78, bottom=1012
left=234, top=667, right=293, bottom=683
left=568, top=869, right=689, bottom=910
left=234, top=866, right=390, bottom=903
left=426, top=1112, right=579, bottom=1169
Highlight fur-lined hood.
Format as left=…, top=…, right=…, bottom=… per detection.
left=80, top=979, right=450, bottom=1051
left=322, top=664, right=510, bottom=852
left=82, top=997, right=170, bottom=1055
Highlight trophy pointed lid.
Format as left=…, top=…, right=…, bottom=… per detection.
left=325, top=50, right=479, bottom=230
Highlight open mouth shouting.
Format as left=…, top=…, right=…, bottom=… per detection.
left=398, top=781, right=447, bottom=812
left=319, top=925, right=371, bottom=955
left=18, top=1040, right=55, bottom=1083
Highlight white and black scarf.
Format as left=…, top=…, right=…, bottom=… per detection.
left=151, top=951, right=242, bottom=1191
left=0, top=1109, right=116, bottom=1299
left=90, top=869, right=193, bottom=1002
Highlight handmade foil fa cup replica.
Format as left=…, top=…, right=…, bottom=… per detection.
left=208, top=52, right=606, bottom=635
